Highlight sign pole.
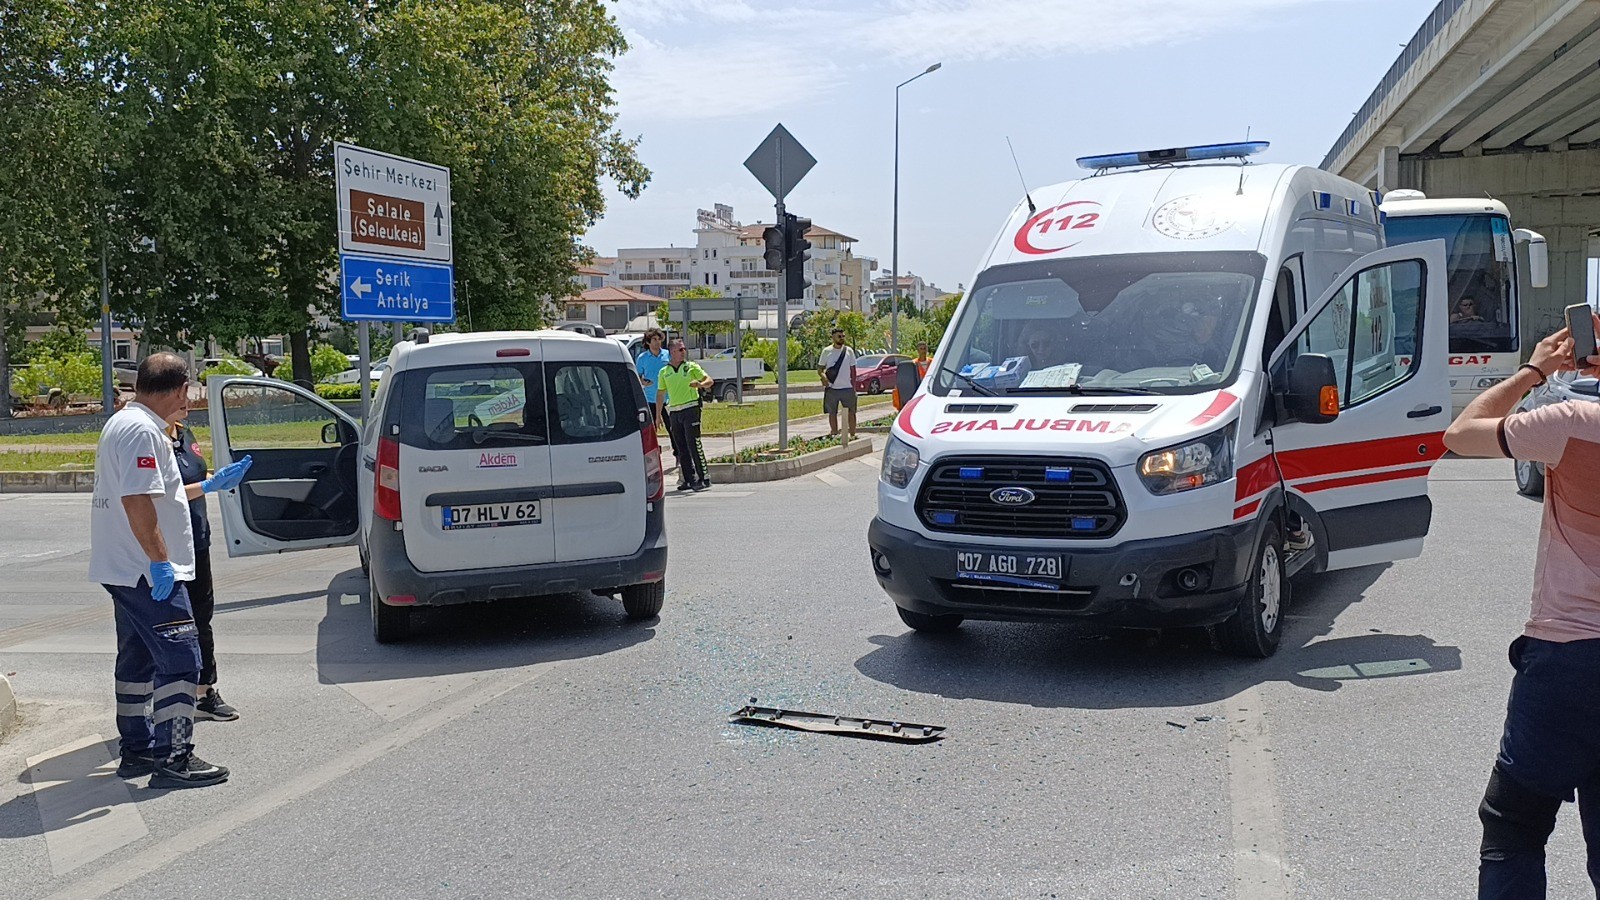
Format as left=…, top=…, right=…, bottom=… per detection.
left=100, top=238, right=114, bottom=416
left=775, top=197, right=788, bottom=449
left=358, top=321, right=371, bottom=423
left=735, top=297, right=744, bottom=406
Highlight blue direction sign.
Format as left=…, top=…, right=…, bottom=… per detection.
left=340, top=253, right=455, bottom=323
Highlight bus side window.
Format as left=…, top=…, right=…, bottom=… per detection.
left=1264, top=267, right=1297, bottom=365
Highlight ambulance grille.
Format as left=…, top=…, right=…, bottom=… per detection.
left=915, top=455, right=1126, bottom=539
left=1070, top=403, right=1158, bottom=414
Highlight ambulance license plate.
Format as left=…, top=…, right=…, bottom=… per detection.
left=955, top=551, right=1062, bottom=582
left=442, top=501, right=541, bottom=530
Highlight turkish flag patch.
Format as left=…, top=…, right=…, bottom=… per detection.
left=136, top=456, right=157, bottom=469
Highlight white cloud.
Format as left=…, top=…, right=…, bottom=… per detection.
left=613, top=0, right=759, bottom=25
left=611, top=31, right=845, bottom=121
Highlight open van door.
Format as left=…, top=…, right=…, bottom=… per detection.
left=206, top=376, right=362, bottom=558
left=1266, top=240, right=1450, bottom=571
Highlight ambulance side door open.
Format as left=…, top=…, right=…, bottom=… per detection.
left=1265, top=240, right=1450, bottom=570
left=206, top=376, right=363, bottom=557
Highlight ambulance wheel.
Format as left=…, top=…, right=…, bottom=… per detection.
left=621, top=581, right=665, bottom=619
left=1515, top=459, right=1545, bottom=498
left=1216, top=523, right=1286, bottom=659
left=371, top=596, right=411, bottom=644
left=896, top=605, right=963, bottom=633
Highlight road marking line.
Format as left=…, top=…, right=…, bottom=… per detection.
left=41, top=658, right=567, bottom=900
left=1227, top=685, right=1291, bottom=899
left=815, top=471, right=850, bottom=487
left=26, top=733, right=149, bottom=876
left=317, top=663, right=487, bottom=722
left=857, top=456, right=880, bottom=468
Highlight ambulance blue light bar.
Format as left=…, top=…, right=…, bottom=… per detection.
left=1076, top=141, right=1270, bottom=171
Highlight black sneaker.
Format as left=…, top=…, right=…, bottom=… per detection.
left=691, top=481, right=710, bottom=492
left=675, top=481, right=690, bottom=492
left=195, top=688, right=239, bottom=722
left=149, top=754, right=229, bottom=789
left=115, top=753, right=156, bottom=778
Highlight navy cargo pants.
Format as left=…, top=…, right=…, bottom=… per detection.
left=105, top=578, right=202, bottom=764
left=1479, top=636, right=1600, bottom=898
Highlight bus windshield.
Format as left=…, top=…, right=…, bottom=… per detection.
left=930, top=251, right=1265, bottom=397
left=1384, top=213, right=1518, bottom=354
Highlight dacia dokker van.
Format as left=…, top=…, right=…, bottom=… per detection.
left=207, top=330, right=668, bottom=642
left=871, top=141, right=1453, bottom=657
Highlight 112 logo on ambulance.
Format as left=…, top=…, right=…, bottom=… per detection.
left=1013, top=201, right=1102, bottom=255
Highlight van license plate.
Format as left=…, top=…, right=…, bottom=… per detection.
left=955, top=551, right=1062, bottom=582
left=442, top=501, right=541, bottom=530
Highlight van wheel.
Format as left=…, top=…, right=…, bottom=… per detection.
left=718, top=382, right=738, bottom=403
left=371, top=596, right=411, bottom=644
left=1515, top=459, right=1545, bottom=498
left=896, top=605, right=963, bottom=633
left=621, top=581, right=665, bottom=619
left=1216, top=523, right=1286, bottom=658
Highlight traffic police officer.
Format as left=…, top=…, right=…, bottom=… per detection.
left=90, top=352, right=251, bottom=788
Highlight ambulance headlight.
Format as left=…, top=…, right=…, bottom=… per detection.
left=1138, top=425, right=1235, bottom=496
left=881, top=435, right=921, bottom=489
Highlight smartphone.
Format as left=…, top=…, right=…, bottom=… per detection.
left=1567, top=303, right=1597, bottom=363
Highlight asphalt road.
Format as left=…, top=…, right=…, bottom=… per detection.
left=0, top=456, right=1586, bottom=898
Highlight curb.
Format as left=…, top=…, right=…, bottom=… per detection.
left=0, top=471, right=96, bottom=493
left=0, top=673, right=15, bottom=739
left=706, top=437, right=874, bottom=483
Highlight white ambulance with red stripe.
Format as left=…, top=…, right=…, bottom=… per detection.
left=869, top=141, right=1451, bottom=657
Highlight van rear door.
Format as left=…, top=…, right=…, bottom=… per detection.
left=1266, top=240, right=1450, bottom=570
left=395, top=356, right=558, bottom=573
left=206, top=377, right=361, bottom=557
left=541, top=339, right=648, bottom=563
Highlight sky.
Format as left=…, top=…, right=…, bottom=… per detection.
left=584, top=0, right=1446, bottom=293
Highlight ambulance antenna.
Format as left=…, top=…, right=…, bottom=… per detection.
left=1006, top=137, right=1036, bottom=214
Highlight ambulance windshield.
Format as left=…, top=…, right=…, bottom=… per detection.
left=934, top=251, right=1266, bottom=396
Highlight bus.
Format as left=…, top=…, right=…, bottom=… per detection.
left=1379, top=190, right=1548, bottom=414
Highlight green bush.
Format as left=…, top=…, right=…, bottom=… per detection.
left=197, top=357, right=257, bottom=383
left=314, top=383, right=368, bottom=400
left=275, top=344, right=351, bottom=384
left=14, top=351, right=103, bottom=397
left=23, top=328, right=99, bottom=365
left=742, top=335, right=803, bottom=373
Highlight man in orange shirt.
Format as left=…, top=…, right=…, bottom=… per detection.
left=1444, top=318, right=1600, bottom=897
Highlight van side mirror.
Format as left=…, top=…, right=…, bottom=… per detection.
left=1284, top=354, right=1340, bottom=424
left=896, top=360, right=922, bottom=408
left=1515, top=229, right=1549, bottom=289
left=323, top=422, right=341, bottom=444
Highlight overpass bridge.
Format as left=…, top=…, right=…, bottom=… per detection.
left=1326, top=0, right=1600, bottom=334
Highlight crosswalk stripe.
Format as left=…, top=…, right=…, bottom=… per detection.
left=815, top=471, right=850, bottom=487
left=26, top=734, right=150, bottom=875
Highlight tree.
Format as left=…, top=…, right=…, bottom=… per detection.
left=89, top=0, right=646, bottom=384
left=791, top=308, right=869, bottom=368
left=871, top=294, right=918, bottom=319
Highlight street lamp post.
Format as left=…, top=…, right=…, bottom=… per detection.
left=891, top=61, right=941, bottom=353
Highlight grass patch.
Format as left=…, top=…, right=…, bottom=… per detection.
left=0, top=450, right=99, bottom=472
left=756, top=370, right=827, bottom=386
left=693, top=394, right=892, bottom=435
left=710, top=434, right=845, bottom=464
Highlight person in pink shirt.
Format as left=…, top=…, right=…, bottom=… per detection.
left=1445, top=314, right=1600, bottom=898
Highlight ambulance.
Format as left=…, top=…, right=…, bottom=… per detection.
left=869, top=141, right=1452, bottom=657
left=1379, top=190, right=1548, bottom=415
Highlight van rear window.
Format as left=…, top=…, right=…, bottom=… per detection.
left=403, top=364, right=549, bottom=451
left=546, top=362, right=641, bottom=445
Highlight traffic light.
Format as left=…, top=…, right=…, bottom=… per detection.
left=762, top=224, right=786, bottom=272
left=784, top=213, right=812, bottom=301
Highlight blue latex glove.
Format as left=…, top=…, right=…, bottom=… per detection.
left=202, top=454, right=253, bottom=493
left=148, top=561, right=176, bottom=602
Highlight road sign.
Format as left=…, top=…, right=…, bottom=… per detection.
left=336, top=143, right=452, bottom=264
left=743, top=124, right=815, bottom=201
left=670, top=297, right=759, bottom=322
left=340, top=253, right=455, bottom=323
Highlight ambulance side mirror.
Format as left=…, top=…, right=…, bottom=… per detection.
left=896, top=360, right=923, bottom=408
left=1284, top=354, right=1340, bottom=425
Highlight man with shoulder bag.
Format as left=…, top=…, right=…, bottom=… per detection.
left=817, top=328, right=857, bottom=440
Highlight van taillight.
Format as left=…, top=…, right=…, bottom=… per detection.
left=375, top=437, right=402, bottom=521
left=641, top=416, right=664, bottom=502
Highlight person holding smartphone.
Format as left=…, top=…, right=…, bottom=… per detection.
left=1443, top=309, right=1600, bottom=896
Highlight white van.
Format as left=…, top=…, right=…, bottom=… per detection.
left=207, top=330, right=668, bottom=642
left=870, top=142, right=1450, bottom=657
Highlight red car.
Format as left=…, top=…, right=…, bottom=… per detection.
left=852, top=354, right=909, bottom=394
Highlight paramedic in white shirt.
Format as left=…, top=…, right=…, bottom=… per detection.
left=89, top=352, right=250, bottom=789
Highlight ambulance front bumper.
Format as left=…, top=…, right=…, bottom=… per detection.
left=867, top=517, right=1255, bottom=627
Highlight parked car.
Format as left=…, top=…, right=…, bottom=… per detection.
left=324, top=358, right=389, bottom=385
left=557, top=322, right=607, bottom=339
left=206, top=330, right=668, bottom=642
left=1511, top=370, right=1599, bottom=497
left=111, top=359, right=140, bottom=388
left=852, top=353, right=909, bottom=395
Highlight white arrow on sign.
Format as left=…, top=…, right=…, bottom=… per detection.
left=350, top=276, right=372, bottom=298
